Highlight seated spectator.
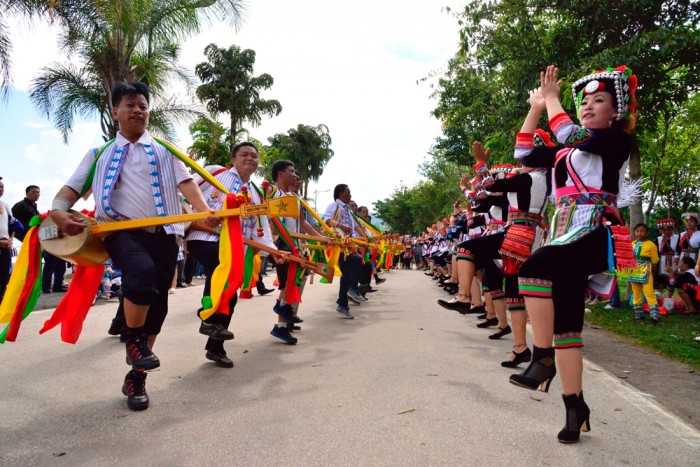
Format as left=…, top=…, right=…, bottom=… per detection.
left=666, top=256, right=700, bottom=313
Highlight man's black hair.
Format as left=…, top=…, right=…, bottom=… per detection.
left=25, top=185, right=39, bottom=194
left=232, top=141, right=258, bottom=158
left=633, top=223, right=649, bottom=232
left=681, top=256, right=696, bottom=268
left=111, top=81, right=150, bottom=108
left=333, top=184, right=348, bottom=200
left=271, top=160, right=295, bottom=182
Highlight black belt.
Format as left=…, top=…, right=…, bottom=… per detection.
left=143, top=226, right=166, bottom=234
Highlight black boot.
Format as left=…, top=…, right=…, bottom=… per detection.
left=124, top=328, right=160, bottom=370
left=122, top=369, right=149, bottom=411
left=108, top=316, right=124, bottom=336
left=558, top=392, right=590, bottom=443
left=509, top=346, right=556, bottom=392
left=256, top=279, right=275, bottom=295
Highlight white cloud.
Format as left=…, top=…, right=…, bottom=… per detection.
left=4, top=121, right=104, bottom=212
left=23, top=121, right=53, bottom=129
left=6, top=0, right=462, bottom=216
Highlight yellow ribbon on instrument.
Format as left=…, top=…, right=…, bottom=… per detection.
left=199, top=194, right=244, bottom=321
left=0, top=229, right=34, bottom=325
left=298, top=197, right=336, bottom=237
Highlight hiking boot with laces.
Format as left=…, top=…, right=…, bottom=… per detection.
left=205, top=351, right=234, bottom=368
left=122, top=370, right=149, bottom=411
left=199, top=322, right=234, bottom=340
left=271, top=325, right=298, bottom=344
left=125, top=334, right=160, bottom=370
left=273, top=300, right=295, bottom=324
left=108, top=316, right=124, bottom=336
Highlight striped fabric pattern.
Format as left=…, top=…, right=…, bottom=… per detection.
left=489, top=289, right=505, bottom=300
left=93, top=138, right=184, bottom=236
left=518, top=277, right=553, bottom=298
left=554, top=332, right=583, bottom=349
left=506, top=297, right=526, bottom=312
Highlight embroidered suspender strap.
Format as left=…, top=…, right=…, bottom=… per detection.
left=80, top=141, right=115, bottom=196
left=248, top=181, right=267, bottom=236
left=332, top=204, right=341, bottom=224
left=564, top=151, right=588, bottom=194
left=152, top=137, right=230, bottom=194
left=197, top=167, right=229, bottom=187
left=83, top=137, right=232, bottom=196
left=534, top=168, right=550, bottom=217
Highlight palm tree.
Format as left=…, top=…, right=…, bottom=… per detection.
left=267, top=124, right=334, bottom=199
left=0, top=0, right=47, bottom=100
left=195, top=43, right=282, bottom=152
left=28, top=0, right=245, bottom=142
left=188, top=115, right=231, bottom=167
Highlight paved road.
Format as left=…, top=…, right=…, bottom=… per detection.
left=0, top=270, right=698, bottom=466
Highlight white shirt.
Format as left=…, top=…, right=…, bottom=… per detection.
left=271, top=186, right=299, bottom=235
left=323, top=199, right=359, bottom=236
left=187, top=167, right=275, bottom=250
left=66, top=131, right=191, bottom=224
left=0, top=201, right=10, bottom=240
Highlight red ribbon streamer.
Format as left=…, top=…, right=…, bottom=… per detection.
left=5, top=228, right=42, bottom=342
left=284, top=247, right=302, bottom=305
left=215, top=194, right=245, bottom=314
left=39, top=264, right=104, bottom=344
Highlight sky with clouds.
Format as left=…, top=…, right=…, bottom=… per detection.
left=1, top=0, right=463, bottom=214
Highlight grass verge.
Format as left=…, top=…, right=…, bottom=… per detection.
left=585, top=301, right=700, bottom=371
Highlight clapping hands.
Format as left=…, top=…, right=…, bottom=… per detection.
left=527, top=87, right=546, bottom=112
left=472, top=141, right=490, bottom=163
left=540, top=65, right=561, bottom=100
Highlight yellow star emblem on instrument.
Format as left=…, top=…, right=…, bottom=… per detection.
left=277, top=199, right=288, bottom=212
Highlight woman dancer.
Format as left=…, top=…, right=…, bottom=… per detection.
left=509, top=65, right=638, bottom=443
left=438, top=166, right=510, bottom=335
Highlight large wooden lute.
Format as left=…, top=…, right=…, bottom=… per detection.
left=38, top=196, right=298, bottom=267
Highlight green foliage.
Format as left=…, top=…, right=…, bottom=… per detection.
left=373, top=149, right=463, bottom=234
left=27, top=0, right=245, bottom=142
left=195, top=43, right=282, bottom=152
left=187, top=115, right=231, bottom=167
left=256, top=145, right=286, bottom=181
left=392, top=0, right=700, bottom=233
left=374, top=185, right=416, bottom=235
left=641, top=92, right=700, bottom=222
left=265, top=124, right=334, bottom=198
left=0, top=1, right=48, bottom=99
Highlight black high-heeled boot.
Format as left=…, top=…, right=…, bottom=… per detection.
left=558, top=391, right=590, bottom=443
left=509, top=346, right=556, bottom=392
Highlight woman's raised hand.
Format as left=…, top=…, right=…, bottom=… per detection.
left=460, top=172, right=471, bottom=191
left=540, top=65, right=561, bottom=100
left=453, top=199, right=462, bottom=215
left=528, top=87, right=546, bottom=112
left=472, top=141, right=490, bottom=163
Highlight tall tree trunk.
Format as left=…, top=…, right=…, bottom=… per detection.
left=628, top=148, right=643, bottom=226
left=230, top=115, right=236, bottom=154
